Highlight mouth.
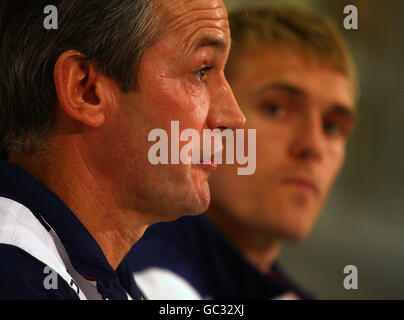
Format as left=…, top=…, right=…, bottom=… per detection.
left=195, top=147, right=223, bottom=171
left=281, top=177, right=320, bottom=195
left=196, top=163, right=218, bottom=171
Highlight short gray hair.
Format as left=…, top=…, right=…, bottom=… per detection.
left=0, top=0, right=161, bottom=156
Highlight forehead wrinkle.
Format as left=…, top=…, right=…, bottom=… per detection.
left=163, top=0, right=226, bottom=14
left=166, top=7, right=228, bottom=34
left=166, top=10, right=230, bottom=56
left=158, top=1, right=230, bottom=61
left=183, top=23, right=229, bottom=54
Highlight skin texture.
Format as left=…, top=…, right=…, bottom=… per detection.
left=206, top=43, right=356, bottom=273
left=9, top=0, right=245, bottom=270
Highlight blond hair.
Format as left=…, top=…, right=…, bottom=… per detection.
left=226, top=6, right=358, bottom=97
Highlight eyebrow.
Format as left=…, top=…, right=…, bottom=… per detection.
left=328, top=105, right=358, bottom=125
left=193, top=35, right=227, bottom=52
left=256, top=83, right=305, bottom=97
left=257, top=82, right=358, bottom=123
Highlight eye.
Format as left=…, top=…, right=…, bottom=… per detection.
left=264, top=104, right=286, bottom=118
left=194, top=66, right=213, bottom=82
left=324, top=121, right=343, bottom=137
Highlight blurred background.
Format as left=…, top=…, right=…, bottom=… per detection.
left=223, top=0, right=403, bottom=299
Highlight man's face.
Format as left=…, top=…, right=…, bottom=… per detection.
left=209, top=44, right=356, bottom=241
left=97, top=0, right=244, bottom=223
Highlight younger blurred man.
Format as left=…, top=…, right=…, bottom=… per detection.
left=129, top=6, right=358, bottom=299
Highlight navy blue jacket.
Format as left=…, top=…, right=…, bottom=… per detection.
left=129, top=215, right=313, bottom=300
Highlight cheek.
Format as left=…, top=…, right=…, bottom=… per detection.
left=253, top=122, right=290, bottom=172
left=322, top=144, right=346, bottom=190
left=159, top=79, right=210, bottom=130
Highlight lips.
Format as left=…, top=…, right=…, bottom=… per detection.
left=196, top=154, right=217, bottom=170
left=201, top=145, right=223, bottom=164
left=195, top=147, right=223, bottom=171
left=197, top=163, right=218, bottom=171
left=281, top=177, right=320, bottom=195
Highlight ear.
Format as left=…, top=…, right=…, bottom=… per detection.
left=54, top=50, right=110, bottom=128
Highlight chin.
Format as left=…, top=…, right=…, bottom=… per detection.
left=188, top=182, right=211, bottom=215
left=261, top=211, right=316, bottom=242
left=189, top=169, right=213, bottom=213
left=276, top=200, right=321, bottom=242
left=277, top=221, right=315, bottom=242
left=168, top=181, right=211, bottom=221
left=284, top=229, right=311, bottom=242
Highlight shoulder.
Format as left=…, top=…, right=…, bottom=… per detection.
left=129, top=216, right=210, bottom=299
left=0, top=244, right=79, bottom=300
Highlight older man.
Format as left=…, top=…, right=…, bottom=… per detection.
left=0, top=0, right=244, bottom=299
left=130, top=6, right=358, bottom=299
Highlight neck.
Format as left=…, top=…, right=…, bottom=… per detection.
left=9, top=144, right=149, bottom=270
left=206, top=206, right=283, bottom=274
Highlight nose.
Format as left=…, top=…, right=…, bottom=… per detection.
left=206, top=77, right=246, bottom=130
left=289, top=112, right=326, bottom=162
